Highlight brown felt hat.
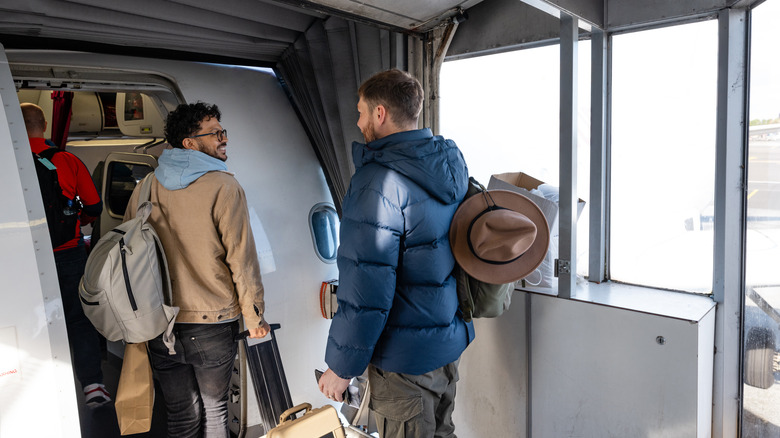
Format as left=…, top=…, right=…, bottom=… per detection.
left=449, top=189, right=549, bottom=284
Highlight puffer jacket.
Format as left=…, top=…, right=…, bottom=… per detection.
left=123, top=148, right=265, bottom=329
left=325, top=128, right=474, bottom=378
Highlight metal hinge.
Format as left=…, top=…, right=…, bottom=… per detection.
left=555, top=259, right=570, bottom=277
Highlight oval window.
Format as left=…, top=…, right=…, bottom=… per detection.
left=309, top=203, right=339, bottom=263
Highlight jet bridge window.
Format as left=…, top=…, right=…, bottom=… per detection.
left=742, top=1, right=780, bottom=433
left=610, top=20, right=717, bottom=294
left=309, top=203, right=339, bottom=263
left=440, top=42, right=592, bottom=283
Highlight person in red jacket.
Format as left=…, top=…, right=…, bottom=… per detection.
left=21, top=103, right=109, bottom=407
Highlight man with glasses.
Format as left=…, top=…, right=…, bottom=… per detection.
left=123, top=102, right=270, bottom=437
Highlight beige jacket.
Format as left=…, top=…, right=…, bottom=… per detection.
left=124, top=171, right=265, bottom=329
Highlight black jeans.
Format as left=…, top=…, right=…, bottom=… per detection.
left=53, top=243, right=104, bottom=388
left=147, top=321, right=238, bottom=438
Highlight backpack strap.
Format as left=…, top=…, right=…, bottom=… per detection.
left=136, top=171, right=178, bottom=355
left=37, top=147, right=60, bottom=161
left=34, top=147, right=60, bottom=169
left=138, top=173, right=155, bottom=205
left=156, top=231, right=177, bottom=355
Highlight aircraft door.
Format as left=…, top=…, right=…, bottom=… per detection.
left=93, top=152, right=158, bottom=240
left=0, top=44, right=83, bottom=437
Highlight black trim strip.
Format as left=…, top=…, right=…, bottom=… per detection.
left=79, top=295, right=99, bottom=306
left=0, top=34, right=275, bottom=69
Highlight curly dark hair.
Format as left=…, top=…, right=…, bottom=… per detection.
left=165, top=102, right=221, bottom=148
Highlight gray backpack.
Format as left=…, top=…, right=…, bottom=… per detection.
left=79, top=174, right=178, bottom=354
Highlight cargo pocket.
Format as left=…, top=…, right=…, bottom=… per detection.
left=370, top=393, right=422, bottom=422
left=370, top=394, right=427, bottom=438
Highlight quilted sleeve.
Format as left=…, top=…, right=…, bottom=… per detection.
left=324, top=181, right=404, bottom=378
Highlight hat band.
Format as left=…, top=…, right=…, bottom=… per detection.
left=466, top=205, right=526, bottom=266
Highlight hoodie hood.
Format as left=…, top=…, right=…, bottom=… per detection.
left=352, top=128, right=468, bottom=204
left=155, top=148, right=230, bottom=190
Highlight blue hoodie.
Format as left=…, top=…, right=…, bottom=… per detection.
left=325, top=128, right=474, bottom=378
left=155, top=148, right=228, bottom=190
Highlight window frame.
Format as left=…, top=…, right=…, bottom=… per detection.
left=308, top=202, right=339, bottom=264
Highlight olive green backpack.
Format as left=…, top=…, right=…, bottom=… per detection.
left=452, top=177, right=516, bottom=322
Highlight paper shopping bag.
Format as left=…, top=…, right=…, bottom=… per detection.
left=115, top=342, right=154, bottom=435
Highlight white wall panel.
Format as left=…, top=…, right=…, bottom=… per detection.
left=0, top=46, right=81, bottom=438
left=455, top=292, right=529, bottom=437
left=531, top=293, right=715, bottom=437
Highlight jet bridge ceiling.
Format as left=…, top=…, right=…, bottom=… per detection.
left=0, top=0, right=763, bottom=210
left=0, top=0, right=482, bottom=66
left=0, top=0, right=761, bottom=66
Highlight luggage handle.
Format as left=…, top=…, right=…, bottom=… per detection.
left=235, top=323, right=281, bottom=341
left=278, top=402, right=312, bottom=424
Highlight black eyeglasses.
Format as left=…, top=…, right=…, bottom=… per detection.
left=190, top=129, right=228, bottom=142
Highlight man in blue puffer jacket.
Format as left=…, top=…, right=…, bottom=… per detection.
left=319, top=69, right=474, bottom=437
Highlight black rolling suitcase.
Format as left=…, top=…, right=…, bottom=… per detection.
left=235, top=323, right=294, bottom=435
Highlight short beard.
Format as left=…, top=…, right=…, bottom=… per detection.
left=362, top=122, right=377, bottom=143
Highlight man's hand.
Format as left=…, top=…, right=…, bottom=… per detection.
left=248, top=320, right=271, bottom=339
left=318, top=368, right=350, bottom=402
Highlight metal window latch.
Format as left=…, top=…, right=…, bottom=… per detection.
left=555, top=259, right=571, bottom=277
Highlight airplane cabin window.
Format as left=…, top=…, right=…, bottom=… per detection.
left=610, top=21, right=717, bottom=294
left=309, top=203, right=339, bottom=263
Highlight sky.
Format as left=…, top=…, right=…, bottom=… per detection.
left=750, top=0, right=780, bottom=121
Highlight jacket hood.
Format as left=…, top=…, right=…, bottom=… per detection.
left=155, top=148, right=229, bottom=190
left=352, top=128, right=468, bottom=204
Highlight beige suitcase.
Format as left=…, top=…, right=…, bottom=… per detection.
left=266, top=402, right=346, bottom=438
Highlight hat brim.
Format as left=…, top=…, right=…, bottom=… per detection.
left=450, top=189, right=550, bottom=284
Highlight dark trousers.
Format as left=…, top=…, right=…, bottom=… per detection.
left=147, top=321, right=239, bottom=438
left=53, top=243, right=104, bottom=388
left=368, top=360, right=460, bottom=438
